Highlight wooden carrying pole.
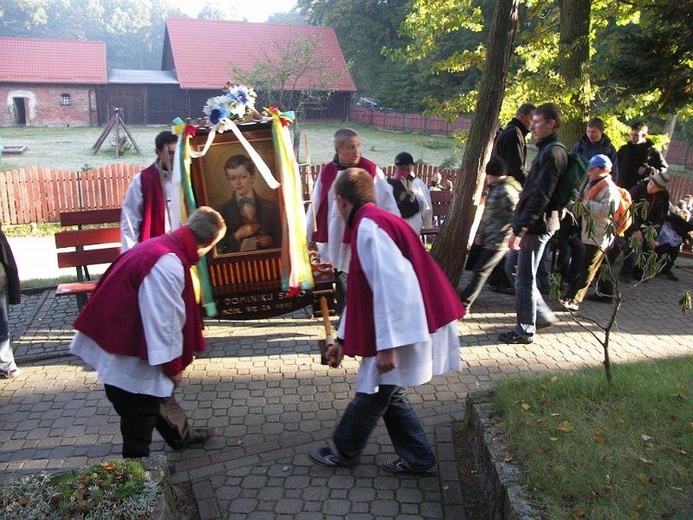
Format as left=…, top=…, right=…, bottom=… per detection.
left=319, top=296, right=339, bottom=367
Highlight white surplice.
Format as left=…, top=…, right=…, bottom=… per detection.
left=337, top=218, right=461, bottom=394
left=306, top=166, right=400, bottom=272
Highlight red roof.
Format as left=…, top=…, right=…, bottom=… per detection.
left=0, top=37, right=107, bottom=84
left=165, top=18, right=356, bottom=91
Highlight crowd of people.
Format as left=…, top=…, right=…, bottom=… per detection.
left=3, top=113, right=689, bottom=476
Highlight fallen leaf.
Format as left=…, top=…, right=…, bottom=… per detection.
left=551, top=413, right=561, bottom=417
left=550, top=437, right=558, bottom=442
left=679, top=449, right=688, bottom=456
left=638, top=454, right=653, bottom=464
left=557, top=421, right=574, bottom=433
left=521, top=401, right=531, bottom=411
left=555, top=463, right=565, bottom=472
left=641, top=434, right=652, bottom=442
left=572, top=506, right=586, bottom=518
left=504, top=452, right=513, bottom=462
left=635, top=472, right=648, bottom=483
left=633, top=504, right=645, bottom=512
left=551, top=376, right=559, bottom=383
left=536, top=419, right=546, bottom=426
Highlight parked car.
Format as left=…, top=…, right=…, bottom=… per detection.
left=356, top=97, right=379, bottom=109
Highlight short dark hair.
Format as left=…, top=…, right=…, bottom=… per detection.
left=334, top=128, right=359, bottom=147
left=394, top=152, right=414, bottom=166
left=534, top=103, right=562, bottom=129
left=334, top=168, right=375, bottom=206
left=631, top=121, right=648, bottom=132
left=516, top=103, right=536, bottom=117
left=224, top=155, right=257, bottom=177
left=186, top=206, right=227, bottom=246
left=486, top=156, right=508, bottom=177
left=155, top=130, right=178, bottom=151
left=587, top=117, right=604, bottom=132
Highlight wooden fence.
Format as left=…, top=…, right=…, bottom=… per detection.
left=349, top=105, right=472, bottom=136
left=0, top=164, right=140, bottom=225
left=2, top=162, right=691, bottom=225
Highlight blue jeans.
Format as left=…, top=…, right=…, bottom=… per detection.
left=0, top=290, right=16, bottom=374
left=515, top=232, right=556, bottom=336
left=333, top=385, right=436, bottom=469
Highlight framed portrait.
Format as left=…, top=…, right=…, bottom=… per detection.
left=190, top=123, right=283, bottom=260
left=189, top=122, right=314, bottom=319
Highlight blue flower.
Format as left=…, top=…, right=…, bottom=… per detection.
left=209, top=108, right=222, bottom=124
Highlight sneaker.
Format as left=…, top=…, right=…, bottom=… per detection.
left=309, top=446, right=358, bottom=468
left=0, top=368, right=19, bottom=379
left=559, top=298, right=579, bottom=312
left=498, top=331, right=533, bottom=344
left=381, top=457, right=436, bottom=475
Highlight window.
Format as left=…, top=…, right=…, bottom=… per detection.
left=60, top=93, right=71, bottom=106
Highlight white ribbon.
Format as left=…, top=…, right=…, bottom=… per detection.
left=189, top=119, right=280, bottom=191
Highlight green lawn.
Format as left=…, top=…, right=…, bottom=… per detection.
left=0, top=121, right=461, bottom=172
left=492, top=358, right=693, bottom=519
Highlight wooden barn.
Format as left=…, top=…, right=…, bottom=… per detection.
left=161, top=18, right=357, bottom=121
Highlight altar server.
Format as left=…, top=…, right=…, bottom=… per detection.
left=309, top=168, right=464, bottom=474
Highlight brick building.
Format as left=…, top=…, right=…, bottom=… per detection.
left=0, top=37, right=107, bottom=127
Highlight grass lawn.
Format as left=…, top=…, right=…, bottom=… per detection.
left=492, top=357, right=693, bottom=519
left=0, top=121, right=460, bottom=172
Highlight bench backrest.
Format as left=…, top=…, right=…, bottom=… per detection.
left=430, top=190, right=452, bottom=219
left=55, top=208, right=122, bottom=274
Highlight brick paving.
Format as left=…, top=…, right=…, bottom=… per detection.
left=1, top=253, right=691, bottom=519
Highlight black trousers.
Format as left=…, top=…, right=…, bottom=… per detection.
left=105, top=385, right=194, bottom=458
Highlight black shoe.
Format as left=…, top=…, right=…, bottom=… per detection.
left=187, top=427, right=216, bottom=446
left=498, top=331, right=533, bottom=344
left=660, top=270, right=679, bottom=282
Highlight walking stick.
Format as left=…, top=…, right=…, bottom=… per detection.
left=319, top=296, right=339, bottom=367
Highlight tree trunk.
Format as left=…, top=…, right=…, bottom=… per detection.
left=431, top=0, right=520, bottom=285
left=557, top=0, right=591, bottom=147
left=662, top=113, right=678, bottom=159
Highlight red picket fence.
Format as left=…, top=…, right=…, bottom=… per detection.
left=2, top=162, right=691, bottom=225
left=349, top=105, right=472, bottom=136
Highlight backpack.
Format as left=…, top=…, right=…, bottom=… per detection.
left=545, top=142, right=588, bottom=210
left=587, top=178, right=633, bottom=236
left=387, top=177, right=420, bottom=218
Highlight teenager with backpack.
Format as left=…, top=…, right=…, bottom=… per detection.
left=559, top=155, right=622, bottom=311
left=389, top=152, right=432, bottom=234
left=499, top=103, right=568, bottom=345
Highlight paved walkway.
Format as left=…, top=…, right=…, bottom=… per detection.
left=1, top=239, right=692, bottom=519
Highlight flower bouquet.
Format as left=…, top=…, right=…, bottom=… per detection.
left=203, top=82, right=262, bottom=128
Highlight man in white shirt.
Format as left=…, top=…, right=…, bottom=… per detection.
left=309, top=168, right=463, bottom=474
left=71, top=207, right=226, bottom=458
left=120, top=131, right=183, bottom=252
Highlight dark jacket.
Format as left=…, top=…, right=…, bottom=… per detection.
left=0, top=227, right=21, bottom=305
left=492, top=117, right=531, bottom=186
left=627, top=179, right=670, bottom=234
left=571, top=133, right=618, bottom=179
left=616, top=139, right=667, bottom=191
left=512, top=133, right=568, bottom=236
left=477, top=177, right=522, bottom=249
left=217, top=190, right=281, bottom=253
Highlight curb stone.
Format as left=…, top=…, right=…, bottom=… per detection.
left=464, top=392, right=538, bottom=520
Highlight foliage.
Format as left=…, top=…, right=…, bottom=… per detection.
left=0, top=459, right=161, bottom=519
left=492, top=358, right=693, bottom=519
left=381, top=0, right=693, bottom=146
left=231, top=34, right=340, bottom=121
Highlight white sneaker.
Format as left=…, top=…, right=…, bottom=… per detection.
left=559, top=298, right=579, bottom=312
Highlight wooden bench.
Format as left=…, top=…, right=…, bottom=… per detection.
left=420, top=190, right=453, bottom=242
left=54, top=208, right=122, bottom=310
